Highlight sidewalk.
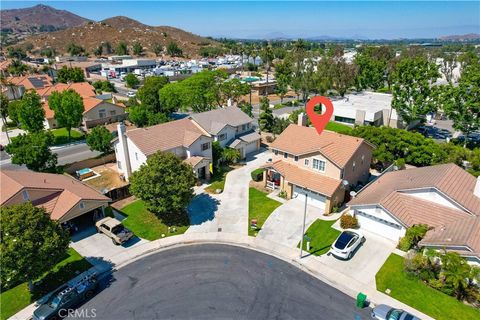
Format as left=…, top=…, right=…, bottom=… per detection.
left=9, top=232, right=433, bottom=320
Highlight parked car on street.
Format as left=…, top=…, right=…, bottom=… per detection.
left=328, top=229, right=365, bottom=259
left=371, top=304, right=421, bottom=320
left=96, top=217, right=134, bottom=245
left=126, top=91, right=136, bottom=98
left=33, top=269, right=98, bottom=320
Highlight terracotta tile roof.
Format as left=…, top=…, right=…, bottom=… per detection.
left=263, top=160, right=342, bottom=197
left=270, top=124, right=372, bottom=168
left=43, top=97, right=118, bottom=120
left=0, top=59, right=11, bottom=71
left=126, top=118, right=210, bottom=156
left=36, top=82, right=95, bottom=99
left=380, top=192, right=469, bottom=227
left=184, top=156, right=208, bottom=167
left=419, top=216, right=480, bottom=258
left=1, top=170, right=110, bottom=221
left=7, top=75, right=53, bottom=89
left=190, top=107, right=253, bottom=134
left=349, top=163, right=480, bottom=216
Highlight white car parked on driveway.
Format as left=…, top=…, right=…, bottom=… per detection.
left=328, top=229, right=365, bottom=260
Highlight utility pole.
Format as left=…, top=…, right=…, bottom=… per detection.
left=299, top=193, right=308, bottom=258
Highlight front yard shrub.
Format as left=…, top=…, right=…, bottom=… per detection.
left=265, top=135, right=274, bottom=143
left=251, top=168, right=264, bottom=181
left=340, top=214, right=358, bottom=229
left=397, top=224, right=429, bottom=251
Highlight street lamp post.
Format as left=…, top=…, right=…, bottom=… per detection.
left=299, top=193, right=308, bottom=258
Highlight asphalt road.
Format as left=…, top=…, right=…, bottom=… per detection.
left=78, top=244, right=372, bottom=320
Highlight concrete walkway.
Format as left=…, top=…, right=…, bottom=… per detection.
left=187, top=150, right=270, bottom=235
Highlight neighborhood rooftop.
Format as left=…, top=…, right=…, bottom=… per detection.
left=125, top=118, right=210, bottom=156
left=189, top=106, right=253, bottom=135
left=0, top=170, right=110, bottom=220
left=270, top=124, right=373, bottom=168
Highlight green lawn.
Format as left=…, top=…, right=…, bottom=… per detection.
left=205, top=166, right=233, bottom=194
left=248, top=188, right=282, bottom=236
left=120, top=200, right=189, bottom=240
left=298, top=219, right=341, bottom=255
left=376, top=254, right=480, bottom=320
left=325, top=121, right=353, bottom=135
left=50, top=128, right=85, bottom=145
left=0, top=248, right=91, bottom=320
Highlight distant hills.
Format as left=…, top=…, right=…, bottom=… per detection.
left=0, top=4, right=89, bottom=33
left=0, top=5, right=219, bottom=57
left=438, top=33, right=480, bottom=41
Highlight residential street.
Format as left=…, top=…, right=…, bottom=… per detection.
left=76, top=244, right=373, bottom=320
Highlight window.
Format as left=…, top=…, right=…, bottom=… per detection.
left=313, top=159, right=326, bottom=171
left=218, top=134, right=227, bottom=141
left=110, top=110, right=116, bottom=116
left=334, top=116, right=355, bottom=124
left=242, top=124, right=246, bottom=131
left=201, top=142, right=210, bottom=151
left=22, top=190, right=29, bottom=201
left=79, top=202, right=85, bottom=209
left=304, top=159, right=309, bottom=166
left=99, top=109, right=106, bottom=118
left=294, top=156, right=299, bottom=162
left=283, top=152, right=288, bottom=159
left=274, top=150, right=278, bottom=155
left=117, top=160, right=122, bottom=170
left=135, top=152, right=139, bottom=161
left=246, top=123, right=250, bottom=129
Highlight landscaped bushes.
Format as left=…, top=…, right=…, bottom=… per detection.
left=404, top=250, right=480, bottom=306
left=397, top=224, right=429, bottom=251
left=340, top=214, right=359, bottom=229
left=251, top=168, right=264, bottom=182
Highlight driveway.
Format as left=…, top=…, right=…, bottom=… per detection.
left=316, top=229, right=396, bottom=286
left=257, top=199, right=326, bottom=247
left=187, top=149, right=271, bottom=235
left=70, top=226, right=149, bottom=265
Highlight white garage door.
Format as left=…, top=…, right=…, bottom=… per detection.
left=293, top=186, right=326, bottom=210
left=355, top=211, right=404, bottom=241
left=245, top=141, right=259, bottom=155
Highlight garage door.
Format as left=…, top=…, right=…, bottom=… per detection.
left=355, top=210, right=404, bottom=241
left=293, top=186, right=326, bottom=210
left=245, top=141, right=259, bottom=155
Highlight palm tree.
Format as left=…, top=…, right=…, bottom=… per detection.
left=440, top=252, right=471, bottom=300
left=261, top=45, right=274, bottom=85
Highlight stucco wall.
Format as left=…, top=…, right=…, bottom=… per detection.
left=83, top=102, right=126, bottom=122
left=342, top=143, right=373, bottom=186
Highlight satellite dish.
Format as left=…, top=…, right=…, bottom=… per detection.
left=342, top=179, right=349, bottom=187
left=350, top=191, right=357, bottom=197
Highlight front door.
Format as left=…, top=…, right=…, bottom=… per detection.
left=197, top=166, right=206, bottom=179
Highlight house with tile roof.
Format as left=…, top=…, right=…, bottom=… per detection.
left=348, top=163, right=480, bottom=265
left=1, top=74, right=53, bottom=100
left=113, top=119, right=213, bottom=181
left=0, top=170, right=110, bottom=223
left=36, top=82, right=127, bottom=129
left=262, top=123, right=374, bottom=214
left=189, top=107, right=261, bottom=159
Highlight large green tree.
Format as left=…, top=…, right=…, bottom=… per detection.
left=136, top=76, right=169, bottom=112
left=132, top=41, right=143, bottom=56
left=86, top=126, right=113, bottom=155
left=391, top=56, right=440, bottom=127
left=129, top=152, right=196, bottom=215
left=217, top=78, right=250, bottom=105
left=436, top=62, right=480, bottom=147
left=167, top=42, right=182, bottom=57
left=17, top=91, right=45, bottom=133
left=354, top=46, right=394, bottom=91
left=258, top=97, right=274, bottom=132
left=0, top=202, right=70, bottom=290
left=6, top=131, right=57, bottom=171
left=116, top=41, right=129, bottom=55
left=48, top=90, right=84, bottom=141
left=56, top=66, right=85, bottom=83
left=0, top=93, right=10, bottom=142
left=124, top=73, right=139, bottom=88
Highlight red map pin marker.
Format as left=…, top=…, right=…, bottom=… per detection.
left=306, top=96, right=334, bottom=135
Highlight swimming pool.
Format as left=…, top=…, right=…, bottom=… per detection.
left=242, top=76, right=260, bottom=83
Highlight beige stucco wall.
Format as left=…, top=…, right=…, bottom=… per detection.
left=271, top=151, right=342, bottom=179
left=60, top=200, right=109, bottom=223
left=82, top=102, right=126, bottom=122
left=342, top=143, right=373, bottom=186
left=3, top=188, right=58, bottom=206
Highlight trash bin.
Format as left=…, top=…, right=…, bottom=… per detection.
left=356, top=292, right=367, bottom=308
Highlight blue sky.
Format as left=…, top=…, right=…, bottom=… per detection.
left=2, top=1, right=479, bottom=39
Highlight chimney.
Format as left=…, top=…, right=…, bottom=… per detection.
left=117, top=122, right=132, bottom=181
left=297, top=112, right=307, bottom=127
left=474, top=176, right=480, bottom=198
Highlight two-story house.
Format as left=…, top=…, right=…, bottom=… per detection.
left=114, top=119, right=213, bottom=181
left=262, top=121, right=374, bottom=214
left=189, top=107, right=261, bottom=159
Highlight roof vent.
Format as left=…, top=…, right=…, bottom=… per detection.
left=44, top=179, right=46, bottom=183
